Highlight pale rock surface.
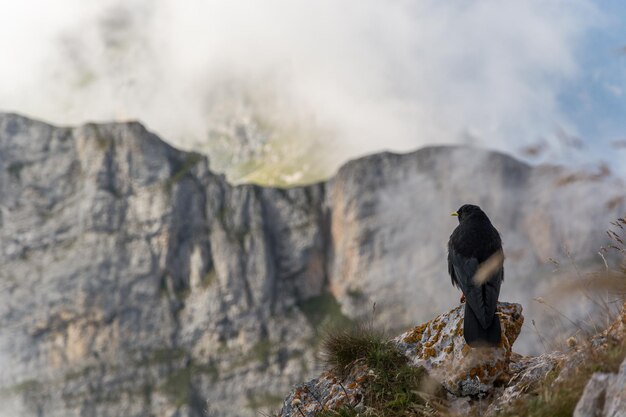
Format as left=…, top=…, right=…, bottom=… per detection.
left=603, top=358, right=626, bottom=417
left=488, top=351, right=564, bottom=412
left=395, top=302, right=523, bottom=395
left=574, top=373, right=613, bottom=417
left=574, top=304, right=626, bottom=417
left=278, top=361, right=370, bottom=417
left=574, top=357, right=626, bottom=417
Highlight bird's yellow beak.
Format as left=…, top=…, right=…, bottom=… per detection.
left=451, top=212, right=459, bottom=217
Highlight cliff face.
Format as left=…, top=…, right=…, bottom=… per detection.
left=0, top=114, right=328, bottom=417
left=0, top=113, right=624, bottom=417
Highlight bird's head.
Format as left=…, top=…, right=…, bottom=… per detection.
left=451, top=204, right=487, bottom=223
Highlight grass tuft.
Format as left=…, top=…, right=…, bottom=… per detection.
left=320, top=324, right=387, bottom=375
left=319, top=324, right=445, bottom=417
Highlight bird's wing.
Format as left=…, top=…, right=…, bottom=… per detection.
left=449, top=247, right=502, bottom=329
left=447, top=247, right=461, bottom=288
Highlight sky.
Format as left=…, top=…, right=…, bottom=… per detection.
left=0, top=0, right=625, bottom=179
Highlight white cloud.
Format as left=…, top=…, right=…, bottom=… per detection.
left=0, top=0, right=601, bottom=174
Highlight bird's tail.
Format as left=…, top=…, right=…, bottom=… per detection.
left=463, top=303, right=501, bottom=347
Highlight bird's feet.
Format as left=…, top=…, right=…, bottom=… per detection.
left=460, top=294, right=466, bottom=303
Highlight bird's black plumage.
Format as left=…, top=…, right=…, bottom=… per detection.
left=448, top=204, right=504, bottom=347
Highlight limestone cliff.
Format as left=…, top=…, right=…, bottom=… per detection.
left=0, top=113, right=624, bottom=416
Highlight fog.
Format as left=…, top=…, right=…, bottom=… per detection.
left=0, top=0, right=607, bottom=181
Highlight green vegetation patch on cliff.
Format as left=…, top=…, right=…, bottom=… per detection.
left=159, top=361, right=220, bottom=407
left=298, top=293, right=355, bottom=336
left=136, top=347, right=187, bottom=367
left=169, top=153, right=204, bottom=184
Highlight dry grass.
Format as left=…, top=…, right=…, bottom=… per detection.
left=499, top=217, right=626, bottom=417
left=533, top=217, right=626, bottom=346
left=500, top=338, right=626, bottom=417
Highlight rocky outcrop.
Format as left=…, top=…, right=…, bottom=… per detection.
left=574, top=373, right=615, bottom=417
left=396, top=302, right=523, bottom=396
left=0, top=113, right=625, bottom=417
left=489, top=351, right=564, bottom=409
left=278, top=360, right=370, bottom=417
left=278, top=302, right=523, bottom=416
left=276, top=302, right=626, bottom=417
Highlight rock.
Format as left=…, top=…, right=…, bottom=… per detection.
left=602, top=357, right=626, bottom=417
left=572, top=304, right=626, bottom=417
left=278, top=361, right=370, bottom=417
left=394, top=302, right=524, bottom=396
left=489, top=351, right=564, bottom=411
left=573, top=358, right=626, bottom=417
left=574, top=373, right=613, bottom=417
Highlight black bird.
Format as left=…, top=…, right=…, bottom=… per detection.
left=448, top=204, right=504, bottom=347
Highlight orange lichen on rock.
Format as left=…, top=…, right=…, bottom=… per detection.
left=278, top=302, right=525, bottom=416
left=394, top=302, right=524, bottom=396
left=469, top=366, right=485, bottom=379
left=461, top=344, right=472, bottom=357
left=403, top=322, right=428, bottom=343
left=423, top=347, right=436, bottom=359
